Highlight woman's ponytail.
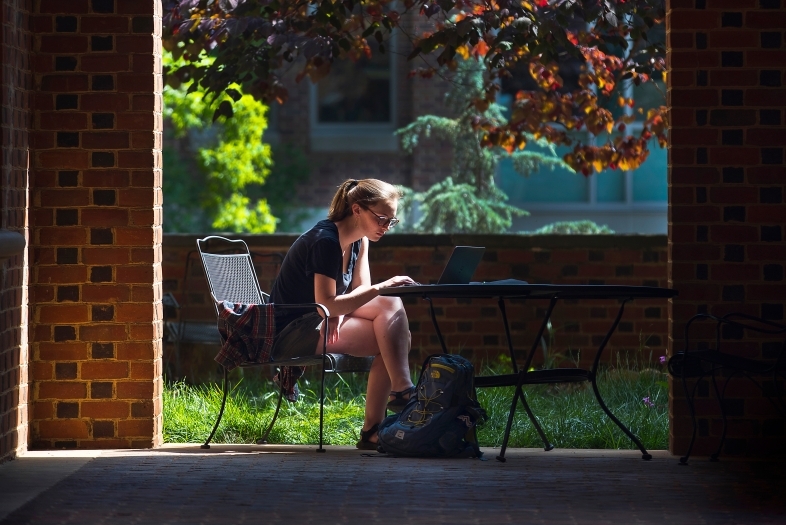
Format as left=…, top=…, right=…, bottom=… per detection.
left=327, top=178, right=402, bottom=222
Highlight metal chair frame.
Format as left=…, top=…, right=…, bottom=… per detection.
left=668, top=312, right=786, bottom=464
left=196, top=235, right=372, bottom=452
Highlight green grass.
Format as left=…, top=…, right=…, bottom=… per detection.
left=164, top=361, right=669, bottom=450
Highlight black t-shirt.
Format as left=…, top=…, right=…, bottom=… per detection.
left=270, top=220, right=360, bottom=332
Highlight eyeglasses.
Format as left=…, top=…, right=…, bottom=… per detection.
left=358, top=203, right=400, bottom=228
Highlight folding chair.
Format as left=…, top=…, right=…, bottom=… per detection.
left=668, top=312, right=786, bottom=464
left=197, top=236, right=373, bottom=451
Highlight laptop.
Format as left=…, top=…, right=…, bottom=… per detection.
left=436, top=246, right=486, bottom=285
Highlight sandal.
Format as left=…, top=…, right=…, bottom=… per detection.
left=356, top=423, right=380, bottom=450
left=386, top=385, right=417, bottom=414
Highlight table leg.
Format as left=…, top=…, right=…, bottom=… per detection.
left=426, top=297, right=448, bottom=354
left=589, top=298, right=652, bottom=460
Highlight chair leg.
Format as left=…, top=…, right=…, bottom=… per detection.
left=256, top=387, right=285, bottom=445
left=679, top=373, right=702, bottom=465
left=317, top=334, right=327, bottom=453
left=202, top=367, right=229, bottom=449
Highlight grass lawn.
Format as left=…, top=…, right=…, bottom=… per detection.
left=164, top=360, right=669, bottom=450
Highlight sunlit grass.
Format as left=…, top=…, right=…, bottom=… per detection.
left=164, top=358, right=669, bottom=450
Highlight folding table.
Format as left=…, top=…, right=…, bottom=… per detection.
left=380, top=283, right=678, bottom=462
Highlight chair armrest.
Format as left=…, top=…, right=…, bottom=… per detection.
left=209, top=293, right=330, bottom=319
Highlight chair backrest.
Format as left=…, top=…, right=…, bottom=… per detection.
left=196, top=236, right=267, bottom=315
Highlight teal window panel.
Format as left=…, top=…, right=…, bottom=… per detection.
left=497, top=156, right=588, bottom=203
left=596, top=169, right=625, bottom=202
left=633, top=145, right=668, bottom=202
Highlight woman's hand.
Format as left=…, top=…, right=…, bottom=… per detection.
left=375, top=276, right=419, bottom=290
left=326, top=315, right=345, bottom=345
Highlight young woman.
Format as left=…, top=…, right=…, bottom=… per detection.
left=270, top=178, right=417, bottom=449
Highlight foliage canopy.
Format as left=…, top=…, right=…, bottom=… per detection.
left=163, top=0, right=667, bottom=176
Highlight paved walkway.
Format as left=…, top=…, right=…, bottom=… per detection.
left=1, top=445, right=785, bottom=524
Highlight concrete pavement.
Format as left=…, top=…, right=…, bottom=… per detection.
left=1, top=445, right=785, bottom=524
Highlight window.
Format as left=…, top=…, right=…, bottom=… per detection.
left=309, top=34, right=397, bottom=151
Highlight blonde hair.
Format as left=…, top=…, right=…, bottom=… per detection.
left=327, top=179, right=402, bottom=222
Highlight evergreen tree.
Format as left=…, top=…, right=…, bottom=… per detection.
left=395, top=59, right=571, bottom=234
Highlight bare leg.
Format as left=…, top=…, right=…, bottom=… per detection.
left=314, top=295, right=413, bottom=434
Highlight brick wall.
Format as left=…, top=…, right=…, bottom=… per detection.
left=29, top=0, right=163, bottom=449
left=163, top=234, right=670, bottom=381
left=0, top=0, right=32, bottom=463
left=668, top=0, right=786, bottom=456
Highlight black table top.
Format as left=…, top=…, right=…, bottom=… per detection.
left=378, top=282, right=678, bottom=300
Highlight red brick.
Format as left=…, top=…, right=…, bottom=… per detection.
left=36, top=266, right=87, bottom=285
left=670, top=50, right=720, bottom=69
left=117, top=0, right=156, bottom=15
left=80, top=16, right=130, bottom=33
left=81, top=55, right=130, bottom=73
left=82, top=131, right=130, bottom=149
left=708, top=147, right=760, bottom=165
left=709, top=187, right=757, bottom=204
left=670, top=147, right=698, bottom=166
left=38, top=304, right=89, bottom=324
left=81, top=285, right=131, bottom=303
left=81, top=401, right=130, bottom=418
left=745, top=89, right=786, bottom=107
left=81, top=362, right=129, bottom=380
left=32, top=15, right=53, bottom=32
left=79, top=324, right=128, bottom=342
left=40, top=74, right=89, bottom=92
left=39, top=0, right=88, bottom=13
left=129, top=130, right=156, bottom=149
left=129, top=322, right=157, bottom=340
left=117, top=418, right=154, bottom=438
left=115, top=227, right=155, bottom=246
left=37, top=150, right=90, bottom=170
left=31, top=362, right=53, bottom=381
left=671, top=128, right=719, bottom=146
left=38, top=227, right=87, bottom=245
left=116, top=303, right=153, bottom=323
left=117, top=342, right=156, bottom=360
left=130, top=285, right=156, bottom=302
left=117, top=73, right=154, bottom=92
left=748, top=167, right=786, bottom=184
left=671, top=244, right=721, bottom=261
left=669, top=107, right=696, bottom=127
left=708, top=30, right=758, bottom=48
left=669, top=32, right=693, bottom=49
left=38, top=419, right=90, bottom=439
left=746, top=11, right=786, bottom=29
left=746, top=50, right=786, bottom=67
left=38, top=381, right=87, bottom=399
left=116, top=113, right=154, bottom=130
left=82, top=247, right=131, bottom=265
left=81, top=209, right=130, bottom=226
left=709, top=225, right=759, bottom=242
left=116, top=381, right=154, bottom=399
left=40, top=36, right=89, bottom=54
left=31, top=131, right=55, bottom=150
left=31, top=284, right=55, bottom=302
left=118, top=150, right=155, bottom=168
left=710, top=264, right=760, bottom=281
left=33, top=401, right=55, bottom=420
left=747, top=129, right=786, bottom=146
left=80, top=94, right=130, bottom=112
left=131, top=54, right=156, bottom=74
left=709, top=70, right=758, bottom=87
left=670, top=167, right=720, bottom=185
left=130, top=362, right=154, bottom=379
left=116, top=35, right=154, bottom=54
left=747, top=205, right=786, bottom=223
left=129, top=209, right=156, bottom=227
left=747, top=284, right=786, bottom=301
left=38, top=342, right=89, bottom=361
left=39, top=188, right=90, bottom=207
left=671, top=205, right=721, bottom=223
left=82, top=170, right=130, bottom=187
left=669, top=11, right=719, bottom=29
left=39, top=112, right=88, bottom=130
left=748, top=244, right=786, bottom=261
left=118, top=188, right=154, bottom=207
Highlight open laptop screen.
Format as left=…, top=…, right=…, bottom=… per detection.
left=437, top=246, right=485, bottom=285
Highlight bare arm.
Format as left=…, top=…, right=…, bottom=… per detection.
left=314, top=237, right=415, bottom=318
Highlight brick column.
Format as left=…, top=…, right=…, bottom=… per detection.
left=30, top=0, right=163, bottom=449
left=1, top=0, right=32, bottom=463
left=668, top=0, right=786, bottom=456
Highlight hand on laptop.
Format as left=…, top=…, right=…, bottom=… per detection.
left=375, top=276, right=420, bottom=289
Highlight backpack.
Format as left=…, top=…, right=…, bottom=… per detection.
left=376, top=354, right=488, bottom=458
